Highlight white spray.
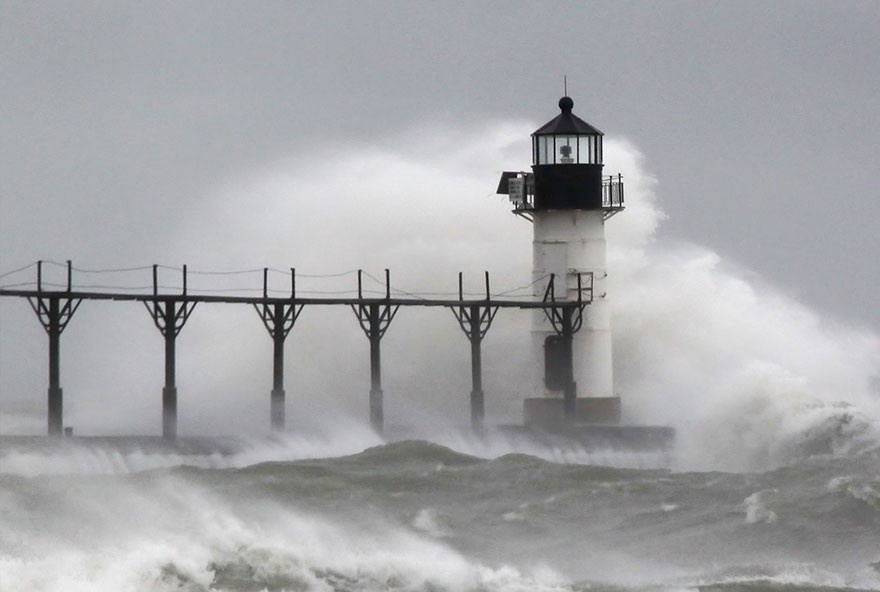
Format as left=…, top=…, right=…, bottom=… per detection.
left=2, top=122, right=879, bottom=472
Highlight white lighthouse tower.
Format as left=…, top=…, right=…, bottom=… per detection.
left=498, top=96, right=624, bottom=427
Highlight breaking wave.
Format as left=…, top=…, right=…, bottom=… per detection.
left=2, top=440, right=880, bottom=591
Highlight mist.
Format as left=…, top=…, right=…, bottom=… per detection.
left=2, top=121, right=880, bottom=473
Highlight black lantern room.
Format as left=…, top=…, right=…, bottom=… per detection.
left=532, top=97, right=602, bottom=166
left=496, top=97, right=623, bottom=217
left=531, top=96, right=605, bottom=210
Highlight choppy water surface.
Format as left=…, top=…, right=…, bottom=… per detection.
left=1, top=430, right=879, bottom=592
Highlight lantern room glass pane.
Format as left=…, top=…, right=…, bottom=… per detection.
left=535, top=136, right=553, bottom=165
left=556, top=135, right=576, bottom=164
left=576, top=135, right=603, bottom=164
left=534, top=134, right=603, bottom=165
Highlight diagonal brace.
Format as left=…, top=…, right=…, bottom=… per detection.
left=541, top=273, right=591, bottom=337
left=28, top=296, right=82, bottom=335
left=144, top=300, right=196, bottom=336
left=254, top=302, right=303, bottom=340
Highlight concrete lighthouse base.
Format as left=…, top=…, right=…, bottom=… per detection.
left=517, top=396, right=674, bottom=452
left=524, top=396, right=621, bottom=429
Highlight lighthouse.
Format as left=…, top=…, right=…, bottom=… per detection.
left=498, top=96, right=624, bottom=427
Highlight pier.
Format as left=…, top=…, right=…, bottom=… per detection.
left=0, top=261, right=592, bottom=439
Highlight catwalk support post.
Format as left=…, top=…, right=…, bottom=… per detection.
left=351, top=269, right=398, bottom=433
left=542, top=273, right=587, bottom=423
left=144, top=265, right=196, bottom=440
left=368, top=303, right=382, bottom=426
left=560, top=306, right=576, bottom=421
left=27, top=260, right=81, bottom=436
left=254, top=268, right=303, bottom=431
left=451, top=272, right=498, bottom=431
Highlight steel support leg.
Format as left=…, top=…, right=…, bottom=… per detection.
left=47, top=298, right=62, bottom=436
left=369, top=304, right=383, bottom=432
left=145, top=297, right=195, bottom=441
left=254, top=298, right=302, bottom=432
left=271, top=303, right=286, bottom=430
left=351, top=287, right=398, bottom=434
left=451, top=296, right=497, bottom=433
left=469, top=305, right=484, bottom=431
left=162, top=302, right=177, bottom=440
left=28, top=291, right=81, bottom=437
left=561, top=307, right=576, bottom=422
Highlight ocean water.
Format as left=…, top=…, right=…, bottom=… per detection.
left=1, top=425, right=879, bottom=592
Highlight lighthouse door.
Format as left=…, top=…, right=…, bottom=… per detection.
left=544, top=334, right=571, bottom=391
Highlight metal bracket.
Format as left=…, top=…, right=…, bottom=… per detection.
left=143, top=265, right=196, bottom=336
left=450, top=272, right=498, bottom=340
left=144, top=300, right=196, bottom=336
left=352, top=303, right=399, bottom=339
left=253, top=268, right=303, bottom=339
left=350, top=269, right=399, bottom=339
left=27, top=260, right=82, bottom=334
left=541, top=272, right=592, bottom=336
left=28, top=296, right=82, bottom=335
left=255, top=303, right=302, bottom=339
left=452, top=305, right=498, bottom=340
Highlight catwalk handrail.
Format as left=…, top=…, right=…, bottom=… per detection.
left=0, top=262, right=593, bottom=309
left=0, top=289, right=586, bottom=308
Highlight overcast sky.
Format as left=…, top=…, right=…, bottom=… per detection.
left=1, top=1, right=878, bottom=324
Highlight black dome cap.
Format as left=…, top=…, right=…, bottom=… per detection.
left=532, top=96, right=603, bottom=136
